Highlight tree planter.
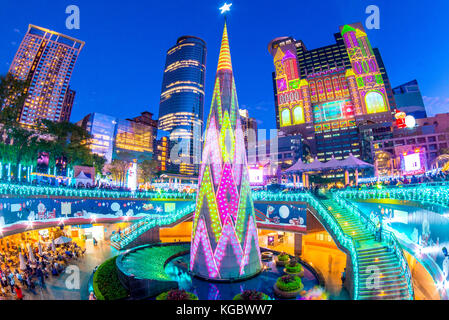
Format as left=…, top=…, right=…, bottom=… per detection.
left=261, top=251, right=274, bottom=262
left=273, top=283, right=304, bottom=299
left=156, top=289, right=198, bottom=300
left=283, top=268, right=304, bottom=277
left=273, top=275, right=304, bottom=299
left=275, top=253, right=290, bottom=266
left=233, top=290, right=270, bottom=300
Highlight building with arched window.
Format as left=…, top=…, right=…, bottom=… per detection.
left=269, top=23, right=393, bottom=165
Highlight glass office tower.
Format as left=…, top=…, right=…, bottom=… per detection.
left=158, top=36, right=206, bottom=175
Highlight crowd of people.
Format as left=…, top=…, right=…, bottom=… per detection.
left=0, top=240, right=85, bottom=300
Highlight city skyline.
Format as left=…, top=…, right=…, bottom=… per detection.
left=1, top=0, right=448, bottom=130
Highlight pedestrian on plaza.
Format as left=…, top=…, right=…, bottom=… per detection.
left=8, top=273, right=15, bottom=293
left=15, top=271, right=25, bottom=286
left=15, top=285, right=23, bottom=300
left=36, top=267, right=45, bottom=288
left=26, top=275, right=36, bottom=295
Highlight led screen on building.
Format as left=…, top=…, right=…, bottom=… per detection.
left=248, top=167, right=265, bottom=186
left=403, top=153, right=421, bottom=172
left=313, top=99, right=354, bottom=123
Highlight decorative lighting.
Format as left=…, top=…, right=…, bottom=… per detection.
left=405, top=115, right=416, bottom=128
left=219, top=2, right=232, bottom=14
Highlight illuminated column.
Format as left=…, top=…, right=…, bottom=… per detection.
left=345, top=69, right=362, bottom=115
left=345, top=170, right=349, bottom=185
left=355, top=169, right=359, bottom=186
left=300, top=79, right=312, bottom=123
left=189, top=21, right=262, bottom=280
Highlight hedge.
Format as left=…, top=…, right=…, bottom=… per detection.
left=93, top=256, right=129, bottom=300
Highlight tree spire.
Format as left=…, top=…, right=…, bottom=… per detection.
left=217, top=22, right=232, bottom=72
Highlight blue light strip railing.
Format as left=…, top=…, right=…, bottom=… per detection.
left=0, top=182, right=196, bottom=200
left=333, top=193, right=414, bottom=300
left=110, top=203, right=196, bottom=249
left=336, top=183, right=449, bottom=208
left=305, top=193, right=361, bottom=300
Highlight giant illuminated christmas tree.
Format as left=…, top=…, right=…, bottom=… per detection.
left=189, top=16, right=262, bottom=281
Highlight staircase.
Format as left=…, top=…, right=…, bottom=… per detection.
left=320, top=198, right=411, bottom=300
left=110, top=204, right=195, bottom=250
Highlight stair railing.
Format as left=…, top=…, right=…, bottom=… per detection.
left=334, top=193, right=414, bottom=300
left=110, top=203, right=196, bottom=249
left=306, top=192, right=361, bottom=300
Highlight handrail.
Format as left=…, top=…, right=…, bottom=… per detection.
left=381, top=230, right=415, bottom=300
left=334, top=193, right=414, bottom=300
left=110, top=203, right=195, bottom=249
left=0, top=182, right=196, bottom=200
left=305, top=192, right=360, bottom=300
left=334, top=195, right=377, bottom=238
left=334, top=184, right=449, bottom=209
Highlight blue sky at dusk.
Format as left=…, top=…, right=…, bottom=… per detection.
left=0, top=0, right=448, bottom=129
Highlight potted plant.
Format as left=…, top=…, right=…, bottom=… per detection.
left=284, top=258, right=304, bottom=277
left=275, top=252, right=290, bottom=266
left=233, top=290, right=270, bottom=300
left=156, top=289, right=199, bottom=300
left=273, top=275, right=304, bottom=299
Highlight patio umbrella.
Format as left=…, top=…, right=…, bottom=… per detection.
left=18, top=252, right=27, bottom=271
left=27, top=243, right=36, bottom=263
left=38, top=242, right=43, bottom=255
left=54, top=236, right=72, bottom=245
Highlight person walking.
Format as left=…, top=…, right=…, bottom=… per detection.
left=8, top=273, right=15, bottom=294
left=15, top=285, right=23, bottom=300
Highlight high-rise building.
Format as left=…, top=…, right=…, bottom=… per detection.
left=158, top=36, right=207, bottom=175
left=77, top=111, right=157, bottom=163
left=60, top=86, right=75, bottom=122
left=239, top=109, right=258, bottom=151
left=393, top=80, right=428, bottom=119
left=8, top=25, right=84, bottom=126
left=269, top=23, right=393, bottom=162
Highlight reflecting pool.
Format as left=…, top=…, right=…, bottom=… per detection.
left=164, top=253, right=320, bottom=300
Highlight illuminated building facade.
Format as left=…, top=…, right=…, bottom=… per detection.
left=60, top=87, right=75, bottom=122
left=372, top=113, right=449, bottom=175
left=190, top=23, right=262, bottom=280
left=8, top=25, right=84, bottom=126
left=269, top=23, right=393, bottom=162
left=155, top=136, right=170, bottom=172
left=158, top=36, right=206, bottom=175
left=77, top=112, right=157, bottom=163
left=239, top=109, right=258, bottom=151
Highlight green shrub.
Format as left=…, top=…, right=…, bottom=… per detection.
left=156, top=289, right=198, bottom=300
left=278, top=252, right=290, bottom=261
left=285, top=259, right=303, bottom=273
left=233, top=290, right=270, bottom=300
left=276, top=275, right=303, bottom=292
left=93, top=256, right=129, bottom=300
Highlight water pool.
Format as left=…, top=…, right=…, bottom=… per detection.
left=163, top=253, right=320, bottom=300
